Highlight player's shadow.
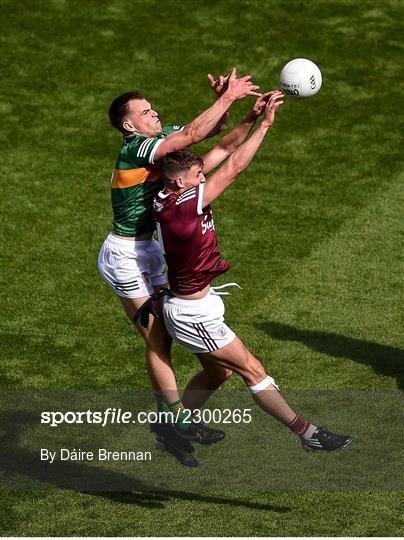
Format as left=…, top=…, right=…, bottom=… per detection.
left=0, top=410, right=288, bottom=513
left=257, top=322, right=404, bottom=389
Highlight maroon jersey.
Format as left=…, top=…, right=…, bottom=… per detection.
left=153, top=183, right=231, bottom=294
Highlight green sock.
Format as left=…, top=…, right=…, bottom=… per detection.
left=168, top=399, right=191, bottom=431
left=155, top=394, right=167, bottom=413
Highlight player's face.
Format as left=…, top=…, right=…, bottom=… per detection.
left=123, top=99, right=162, bottom=137
left=179, top=165, right=206, bottom=189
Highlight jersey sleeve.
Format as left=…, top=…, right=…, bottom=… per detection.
left=126, top=136, right=165, bottom=166
left=175, top=184, right=205, bottom=219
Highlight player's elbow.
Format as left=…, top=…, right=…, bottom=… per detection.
left=182, top=125, right=200, bottom=145
left=229, top=156, right=246, bottom=176
left=224, top=141, right=237, bottom=156
left=233, top=165, right=245, bottom=177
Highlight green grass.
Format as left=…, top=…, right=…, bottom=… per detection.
left=1, top=0, right=403, bottom=536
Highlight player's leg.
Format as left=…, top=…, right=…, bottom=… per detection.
left=148, top=240, right=205, bottom=429
left=120, top=294, right=204, bottom=461
left=98, top=235, right=181, bottom=406
left=197, top=336, right=298, bottom=425
left=137, top=286, right=229, bottom=443
left=163, top=291, right=351, bottom=452
left=182, top=359, right=233, bottom=413
left=179, top=360, right=232, bottom=446
left=119, top=294, right=181, bottom=405
left=198, top=338, right=352, bottom=451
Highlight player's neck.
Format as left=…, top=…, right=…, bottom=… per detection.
left=165, top=186, right=187, bottom=196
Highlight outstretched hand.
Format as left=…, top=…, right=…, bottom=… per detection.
left=251, top=90, right=280, bottom=117
left=261, top=90, right=284, bottom=127
left=223, top=67, right=261, bottom=101
left=208, top=72, right=230, bottom=99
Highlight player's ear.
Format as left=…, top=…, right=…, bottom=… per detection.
left=122, top=119, right=136, bottom=133
left=176, top=175, right=185, bottom=189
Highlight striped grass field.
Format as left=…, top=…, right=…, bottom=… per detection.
left=0, top=0, right=403, bottom=536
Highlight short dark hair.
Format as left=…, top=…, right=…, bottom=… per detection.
left=161, top=150, right=204, bottom=184
left=108, top=91, right=145, bottom=133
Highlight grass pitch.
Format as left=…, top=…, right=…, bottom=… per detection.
left=1, top=0, right=403, bottom=536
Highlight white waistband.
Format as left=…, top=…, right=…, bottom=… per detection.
left=106, top=232, right=153, bottom=247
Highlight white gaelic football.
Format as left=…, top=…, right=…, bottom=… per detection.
left=280, top=58, right=322, bottom=98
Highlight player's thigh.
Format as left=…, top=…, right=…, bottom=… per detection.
left=120, top=296, right=172, bottom=354
left=98, top=234, right=170, bottom=349
left=119, top=294, right=148, bottom=321
left=197, top=336, right=266, bottom=385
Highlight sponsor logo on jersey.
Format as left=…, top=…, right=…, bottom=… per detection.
left=201, top=213, right=215, bottom=235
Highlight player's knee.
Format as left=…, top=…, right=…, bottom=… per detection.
left=144, top=327, right=172, bottom=356
left=242, top=354, right=266, bottom=383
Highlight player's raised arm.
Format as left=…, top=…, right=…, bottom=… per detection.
left=153, top=68, right=261, bottom=161
left=201, top=91, right=284, bottom=208
left=205, top=72, right=231, bottom=136
left=202, top=91, right=276, bottom=174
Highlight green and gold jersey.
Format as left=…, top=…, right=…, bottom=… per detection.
left=111, top=124, right=184, bottom=237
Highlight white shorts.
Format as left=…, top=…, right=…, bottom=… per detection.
left=163, top=290, right=236, bottom=354
left=98, top=233, right=167, bottom=299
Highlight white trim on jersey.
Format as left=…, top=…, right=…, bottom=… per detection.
left=175, top=194, right=196, bottom=206
left=177, top=187, right=196, bottom=200
left=197, top=182, right=205, bottom=215
left=137, top=137, right=157, bottom=158
left=149, top=138, right=164, bottom=164
left=176, top=187, right=196, bottom=205
left=156, top=222, right=165, bottom=254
